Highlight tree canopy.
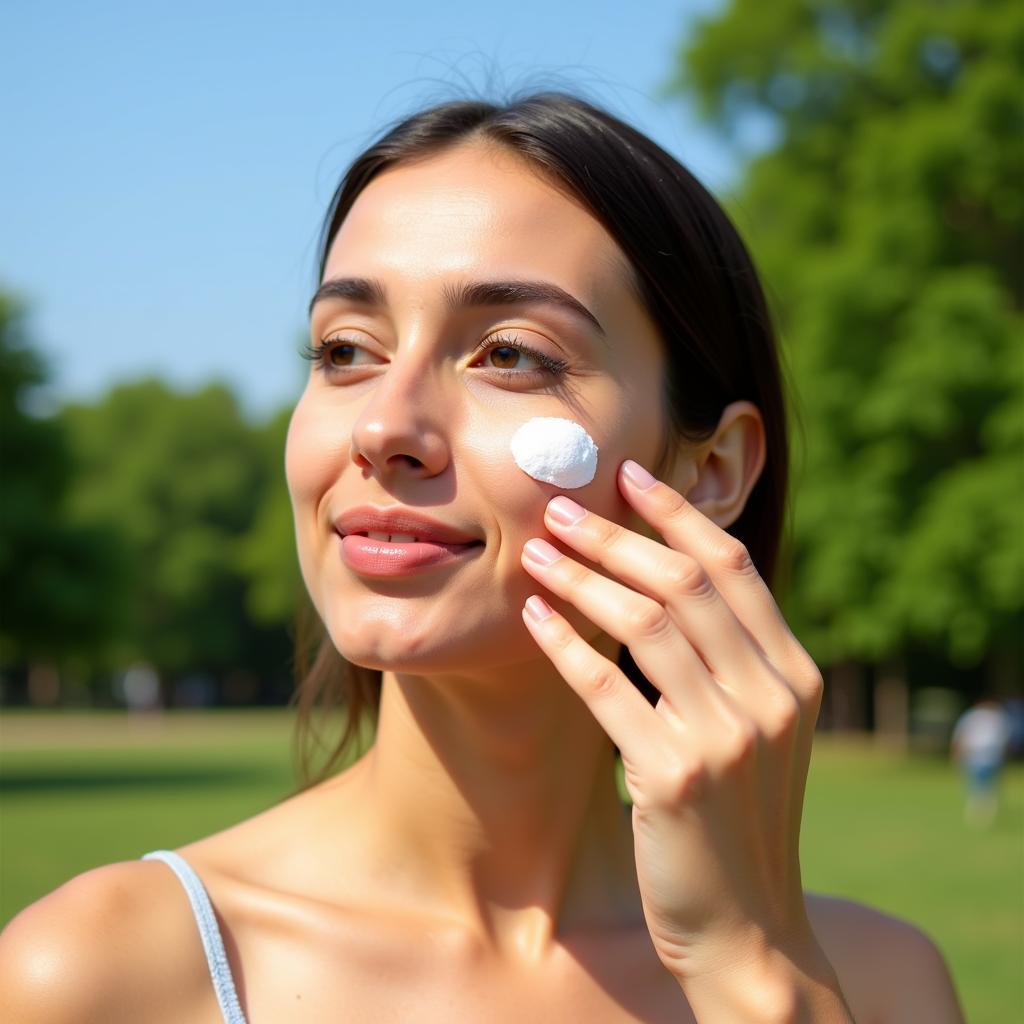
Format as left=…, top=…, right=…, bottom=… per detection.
left=669, top=0, right=1023, bottom=669
left=57, top=378, right=291, bottom=684
left=0, top=292, right=123, bottom=668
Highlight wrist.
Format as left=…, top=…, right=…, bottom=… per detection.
left=674, top=935, right=854, bottom=1024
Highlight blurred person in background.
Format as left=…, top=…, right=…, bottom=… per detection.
left=950, top=696, right=1012, bottom=828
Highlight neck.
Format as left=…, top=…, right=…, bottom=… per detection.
left=346, top=634, right=643, bottom=960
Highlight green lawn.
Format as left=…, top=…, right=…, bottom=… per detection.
left=2, top=710, right=1020, bottom=1022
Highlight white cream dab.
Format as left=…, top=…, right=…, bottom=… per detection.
left=510, top=416, right=599, bottom=488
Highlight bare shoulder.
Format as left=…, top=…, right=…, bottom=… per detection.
left=0, top=859, right=221, bottom=1024
left=805, top=891, right=966, bottom=1024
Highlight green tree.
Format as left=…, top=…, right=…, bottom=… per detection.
left=0, top=292, right=124, bottom=676
left=669, top=0, right=1023, bottom=675
left=237, top=404, right=304, bottom=629
left=58, top=379, right=290, bottom=693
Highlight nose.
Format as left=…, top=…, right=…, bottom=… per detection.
left=349, top=350, right=450, bottom=479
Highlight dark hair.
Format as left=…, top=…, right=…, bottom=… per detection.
left=290, top=89, right=794, bottom=788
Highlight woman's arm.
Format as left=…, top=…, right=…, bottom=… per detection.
left=521, top=460, right=853, bottom=1021
left=673, top=936, right=856, bottom=1023
left=673, top=904, right=967, bottom=1024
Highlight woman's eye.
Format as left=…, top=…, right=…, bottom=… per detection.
left=299, top=338, right=379, bottom=372
left=322, top=341, right=378, bottom=368
left=480, top=342, right=540, bottom=372
left=475, top=333, right=569, bottom=379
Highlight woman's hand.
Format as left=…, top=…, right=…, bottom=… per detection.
left=520, top=459, right=852, bottom=1022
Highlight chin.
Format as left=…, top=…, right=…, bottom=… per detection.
left=321, top=601, right=537, bottom=680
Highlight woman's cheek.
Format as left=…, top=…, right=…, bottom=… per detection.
left=285, top=394, right=348, bottom=504
left=285, top=395, right=349, bottom=596
left=461, top=408, right=617, bottom=562
left=285, top=399, right=317, bottom=513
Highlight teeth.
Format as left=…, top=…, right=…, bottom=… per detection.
left=364, top=531, right=419, bottom=543
left=388, top=533, right=418, bottom=543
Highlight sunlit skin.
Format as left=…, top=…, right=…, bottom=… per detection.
left=285, top=140, right=718, bottom=948
left=281, top=137, right=857, bottom=1018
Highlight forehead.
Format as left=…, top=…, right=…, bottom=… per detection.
left=323, top=141, right=634, bottom=300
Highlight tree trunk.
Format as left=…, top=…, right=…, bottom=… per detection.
left=989, top=645, right=1021, bottom=699
left=828, top=659, right=867, bottom=732
left=27, top=661, right=60, bottom=706
left=874, top=659, right=908, bottom=751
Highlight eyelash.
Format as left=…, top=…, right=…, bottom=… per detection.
left=299, top=332, right=569, bottom=381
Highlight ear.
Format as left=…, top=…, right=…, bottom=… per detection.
left=665, top=400, right=767, bottom=529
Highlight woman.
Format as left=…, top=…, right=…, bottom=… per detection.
left=1, top=91, right=964, bottom=1022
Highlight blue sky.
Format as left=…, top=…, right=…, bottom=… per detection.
left=4, top=0, right=741, bottom=420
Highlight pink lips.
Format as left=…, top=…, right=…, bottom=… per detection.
left=333, top=505, right=483, bottom=577
left=338, top=534, right=482, bottom=576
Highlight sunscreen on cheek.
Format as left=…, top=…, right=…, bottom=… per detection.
left=510, top=416, right=599, bottom=488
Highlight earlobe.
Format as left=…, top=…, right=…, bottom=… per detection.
left=682, top=401, right=766, bottom=528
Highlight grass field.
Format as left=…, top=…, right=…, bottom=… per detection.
left=2, top=709, right=1021, bottom=1022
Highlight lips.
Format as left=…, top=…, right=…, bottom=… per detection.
left=333, top=505, right=482, bottom=546
left=335, top=506, right=484, bottom=579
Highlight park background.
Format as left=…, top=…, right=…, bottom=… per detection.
left=2, top=1, right=1021, bottom=1021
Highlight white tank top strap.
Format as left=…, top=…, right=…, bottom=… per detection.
left=141, top=849, right=248, bottom=1024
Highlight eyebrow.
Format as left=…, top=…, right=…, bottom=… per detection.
left=308, top=276, right=606, bottom=338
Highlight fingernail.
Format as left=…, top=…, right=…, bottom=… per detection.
left=547, top=495, right=586, bottom=526
left=525, top=595, right=554, bottom=622
left=622, top=459, right=657, bottom=490
left=524, top=538, right=562, bottom=566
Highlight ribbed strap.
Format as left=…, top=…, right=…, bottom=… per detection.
left=142, top=850, right=248, bottom=1024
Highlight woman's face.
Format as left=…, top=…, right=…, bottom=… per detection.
left=286, top=140, right=674, bottom=678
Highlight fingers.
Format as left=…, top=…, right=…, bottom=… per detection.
left=615, top=461, right=823, bottom=713
left=543, top=493, right=769, bottom=704
left=520, top=594, right=669, bottom=771
left=522, top=536, right=721, bottom=724
left=519, top=458, right=822, bottom=771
